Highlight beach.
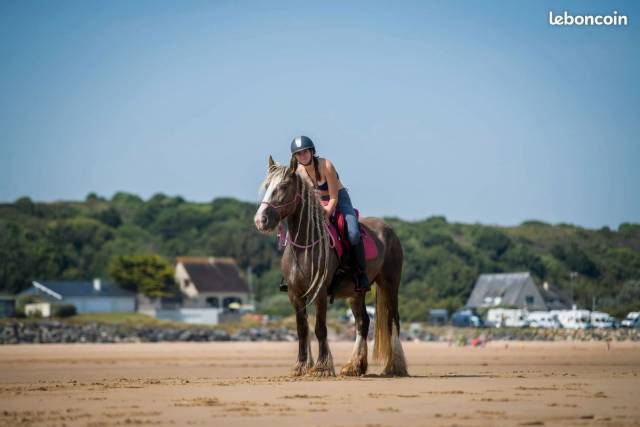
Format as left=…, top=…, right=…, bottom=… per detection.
left=1, top=340, right=639, bottom=426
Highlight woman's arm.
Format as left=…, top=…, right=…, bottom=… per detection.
left=323, top=159, right=339, bottom=218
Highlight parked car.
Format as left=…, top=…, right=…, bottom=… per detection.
left=590, top=311, right=616, bottom=329
left=621, top=312, right=640, bottom=328
left=451, top=309, right=484, bottom=328
left=486, top=308, right=529, bottom=328
left=527, top=311, right=561, bottom=329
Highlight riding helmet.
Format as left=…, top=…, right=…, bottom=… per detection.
left=290, top=135, right=315, bottom=154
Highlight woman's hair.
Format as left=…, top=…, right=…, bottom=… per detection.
left=290, top=149, right=322, bottom=182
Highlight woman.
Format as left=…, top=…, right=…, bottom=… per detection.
left=289, top=135, right=371, bottom=292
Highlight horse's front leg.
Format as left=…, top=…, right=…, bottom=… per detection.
left=309, top=291, right=336, bottom=377
left=290, top=295, right=313, bottom=377
left=340, top=295, right=369, bottom=376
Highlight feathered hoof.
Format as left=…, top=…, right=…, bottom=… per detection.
left=340, top=359, right=368, bottom=377
left=308, top=364, right=336, bottom=378
left=380, top=367, right=410, bottom=377
left=291, top=362, right=313, bottom=377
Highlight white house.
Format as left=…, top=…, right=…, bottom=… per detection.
left=175, top=257, right=249, bottom=309
left=18, top=279, right=136, bottom=313
left=465, top=272, right=572, bottom=311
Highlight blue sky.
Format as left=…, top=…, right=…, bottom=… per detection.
left=1, top=0, right=638, bottom=229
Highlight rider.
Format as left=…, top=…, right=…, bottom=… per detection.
left=289, top=135, right=371, bottom=293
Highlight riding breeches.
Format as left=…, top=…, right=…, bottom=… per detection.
left=336, top=188, right=361, bottom=246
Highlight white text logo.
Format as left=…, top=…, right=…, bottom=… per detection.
left=549, top=11, right=628, bottom=26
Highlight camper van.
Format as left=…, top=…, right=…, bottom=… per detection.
left=590, top=311, right=616, bottom=329
left=451, top=309, right=484, bottom=328
left=486, top=308, right=529, bottom=328
left=527, top=311, right=561, bottom=328
left=554, top=309, right=591, bottom=329
left=621, top=312, right=640, bottom=328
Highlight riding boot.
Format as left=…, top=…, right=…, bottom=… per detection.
left=352, top=239, right=371, bottom=293
left=279, top=276, right=288, bottom=292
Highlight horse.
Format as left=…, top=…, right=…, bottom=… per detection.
left=254, top=156, right=408, bottom=377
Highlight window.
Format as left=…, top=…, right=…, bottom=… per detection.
left=206, top=297, right=219, bottom=308
left=525, top=295, right=534, bottom=305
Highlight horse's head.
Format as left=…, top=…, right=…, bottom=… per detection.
left=254, top=155, right=300, bottom=233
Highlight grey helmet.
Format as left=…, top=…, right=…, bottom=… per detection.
left=290, top=135, right=315, bottom=154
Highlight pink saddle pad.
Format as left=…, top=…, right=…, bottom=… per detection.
left=326, top=222, right=378, bottom=261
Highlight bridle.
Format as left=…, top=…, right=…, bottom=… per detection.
left=261, top=183, right=335, bottom=251
left=260, top=192, right=302, bottom=220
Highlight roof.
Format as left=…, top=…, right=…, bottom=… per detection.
left=466, top=272, right=535, bottom=307
left=22, top=280, right=135, bottom=299
left=179, top=257, right=249, bottom=293
left=539, top=283, right=573, bottom=310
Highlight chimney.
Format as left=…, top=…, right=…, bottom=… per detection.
left=93, top=278, right=101, bottom=292
left=543, top=281, right=549, bottom=291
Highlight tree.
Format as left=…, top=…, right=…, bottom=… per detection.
left=473, top=228, right=512, bottom=260
left=107, top=254, right=175, bottom=297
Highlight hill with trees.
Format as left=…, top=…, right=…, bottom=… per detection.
left=1, top=193, right=639, bottom=319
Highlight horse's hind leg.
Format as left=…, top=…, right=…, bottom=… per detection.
left=309, top=292, right=335, bottom=377
left=340, top=295, right=369, bottom=376
left=291, top=296, right=314, bottom=376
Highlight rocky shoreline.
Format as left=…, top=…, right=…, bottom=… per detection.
left=1, top=320, right=639, bottom=344
left=0, top=321, right=296, bottom=344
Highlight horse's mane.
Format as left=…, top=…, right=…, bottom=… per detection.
left=262, top=164, right=331, bottom=306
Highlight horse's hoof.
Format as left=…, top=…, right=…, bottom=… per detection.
left=340, top=360, right=367, bottom=376
left=291, top=362, right=312, bottom=377
left=309, top=368, right=334, bottom=378
left=308, top=366, right=335, bottom=378
left=380, top=367, right=409, bottom=377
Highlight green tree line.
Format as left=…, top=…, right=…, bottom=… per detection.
left=1, top=194, right=639, bottom=319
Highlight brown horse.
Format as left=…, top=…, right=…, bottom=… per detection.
left=254, top=156, right=408, bottom=377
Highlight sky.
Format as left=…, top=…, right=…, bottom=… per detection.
left=1, top=0, right=638, bottom=229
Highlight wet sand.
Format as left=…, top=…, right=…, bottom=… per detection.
left=1, top=340, right=639, bottom=426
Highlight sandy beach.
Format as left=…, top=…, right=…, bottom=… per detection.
left=1, top=340, right=639, bottom=426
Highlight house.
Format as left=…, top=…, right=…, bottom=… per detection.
left=465, top=272, right=572, bottom=311
left=538, top=281, right=573, bottom=310
left=0, top=296, right=15, bottom=318
left=175, top=257, right=250, bottom=310
left=18, top=279, right=136, bottom=313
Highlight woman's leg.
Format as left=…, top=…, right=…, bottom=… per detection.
left=337, top=189, right=361, bottom=246
left=337, top=189, right=370, bottom=292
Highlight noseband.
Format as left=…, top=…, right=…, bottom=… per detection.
left=261, top=192, right=302, bottom=220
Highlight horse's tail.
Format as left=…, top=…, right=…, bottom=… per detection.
left=373, top=229, right=409, bottom=376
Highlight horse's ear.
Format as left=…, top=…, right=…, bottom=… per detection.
left=268, top=155, right=275, bottom=169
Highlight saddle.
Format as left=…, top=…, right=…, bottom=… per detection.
left=320, top=200, right=377, bottom=261
left=322, top=202, right=378, bottom=303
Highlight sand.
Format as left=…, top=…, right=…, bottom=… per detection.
left=1, top=340, right=639, bottom=426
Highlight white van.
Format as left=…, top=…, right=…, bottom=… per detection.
left=555, top=309, right=591, bottom=329
left=527, top=311, right=561, bottom=328
left=486, top=308, right=529, bottom=328
left=590, top=311, right=615, bottom=329
left=621, top=312, right=639, bottom=328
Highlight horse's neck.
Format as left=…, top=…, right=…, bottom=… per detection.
left=286, top=192, right=321, bottom=243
